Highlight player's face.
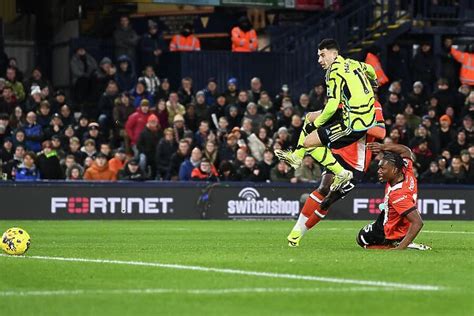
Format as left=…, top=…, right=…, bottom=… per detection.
left=377, top=160, right=396, bottom=182
left=317, top=49, right=337, bottom=70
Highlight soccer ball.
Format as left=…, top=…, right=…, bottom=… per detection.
left=1, top=227, right=31, bottom=255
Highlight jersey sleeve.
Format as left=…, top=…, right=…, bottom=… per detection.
left=314, top=66, right=342, bottom=127
left=403, top=158, right=413, bottom=173
left=390, top=190, right=416, bottom=216
left=359, top=61, right=377, bottom=81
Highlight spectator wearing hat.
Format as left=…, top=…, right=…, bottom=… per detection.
left=138, top=65, right=160, bottom=96
left=172, top=114, right=187, bottom=142
left=203, top=78, right=218, bottom=106
left=0, top=85, right=18, bottom=115
left=82, top=122, right=105, bottom=148
left=137, top=114, right=163, bottom=178
left=108, top=148, right=127, bottom=177
left=43, top=113, right=63, bottom=140
left=84, top=153, right=116, bottom=181
left=125, top=99, right=152, bottom=147
left=5, top=66, right=25, bottom=102
left=67, top=137, right=86, bottom=165
left=155, top=127, right=177, bottom=180
left=113, top=15, right=139, bottom=64
left=308, top=82, right=326, bottom=112
left=247, top=127, right=272, bottom=162
left=166, top=92, right=186, bottom=126
left=74, top=115, right=88, bottom=141
left=139, top=19, right=166, bottom=71
left=179, top=146, right=202, bottom=181
left=420, top=161, right=446, bottom=184
left=169, top=23, right=201, bottom=52
left=257, top=91, right=274, bottom=114
left=25, top=85, right=43, bottom=113
left=91, top=57, right=115, bottom=100
left=439, top=114, right=455, bottom=151
left=168, top=139, right=190, bottom=180
left=406, top=81, right=428, bottom=116
left=36, top=140, right=63, bottom=180
left=118, top=158, right=146, bottom=181
left=231, top=16, right=258, bottom=53
left=218, top=132, right=238, bottom=162
left=14, top=151, right=39, bottom=181
left=50, top=89, right=68, bottom=114
left=70, top=47, right=98, bottom=104
left=224, top=78, right=239, bottom=105
left=194, top=90, right=209, bottom=123
left=262, top=113, right=276, bottom=135
left=275, top=84, right=291, bottom=109
left=237, top=155, right=262, bottom=182
left=191, top=158, right=218, bottom=182
left=98, top=80, right=119, bottom=136
left=116, top=54, right=136, bottom=92
left=178, top=77, right=194, bottom=106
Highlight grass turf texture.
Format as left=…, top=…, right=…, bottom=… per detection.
left=0, top=220, right=472, bottom=316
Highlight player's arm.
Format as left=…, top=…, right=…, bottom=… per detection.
left=359, top=62, right=378, bottom=88
left=313, top=69, right=342, bottom=127
left=367, top=142, right=414, bottom=160
left=393, top=210, right=424, bottom=250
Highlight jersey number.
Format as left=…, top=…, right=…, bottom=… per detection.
left=353, top=69, right=370, bottom=94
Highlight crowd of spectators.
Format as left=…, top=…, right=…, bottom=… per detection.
left=0, top=16, right=472, bottom=184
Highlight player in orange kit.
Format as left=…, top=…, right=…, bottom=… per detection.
left=356, top=142, right=430, bottom=250
left=287, top=100, right=385, bottom=247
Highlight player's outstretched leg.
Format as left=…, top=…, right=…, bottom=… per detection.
left=306, top=146, right=352, bottom=191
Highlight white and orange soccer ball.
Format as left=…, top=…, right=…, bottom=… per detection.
left=1, top=227, right=31, bottom=255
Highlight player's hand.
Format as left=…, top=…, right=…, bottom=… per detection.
left=367, top=142, right=384, bottom=154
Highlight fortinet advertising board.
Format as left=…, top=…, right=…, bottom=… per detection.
left=0, top=183, right=471, bottom=220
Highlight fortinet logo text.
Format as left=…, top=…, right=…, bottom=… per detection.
left=51, top=197, right=174, bottom=215
left=353, top=198, right=466, bottom=215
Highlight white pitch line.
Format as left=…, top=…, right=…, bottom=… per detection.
left=0, top=286, right=400, bottom=297
left=0, top=254, right=442, bottom=291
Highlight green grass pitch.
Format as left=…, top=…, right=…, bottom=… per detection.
left=0, top=220, right=473, bottom=316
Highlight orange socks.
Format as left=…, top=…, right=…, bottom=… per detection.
left=301, top=191, right=328, bottom=229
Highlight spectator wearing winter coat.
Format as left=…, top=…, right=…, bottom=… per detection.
left=66, top=164, right=84, bottom=181
left=168, top=139, right=190, bottom=180
left=137, top=114, right=163, bottom=179
left=237, top=155, right=262, bottom=182
left=270, top=161, right=296, bottom=183
left=224, top=78, right=239, bottom=105
left=116, top=55, right=136, bottom=92
left=412, top=42, right=436, bottom=94
left=82, top=122, right=106, bottom=148
left=419, top=161, right=446, bottom=184
left=0, top=85, right=18, bottom=115
left=406, top=81, right=428, bottom=116
left=5, top=67, right=25, bottom=102
left=218, top=133, right=238, bottom=162
left=98, top=80, right=119, bottom=136
left=178, top=147, right=202, bottom=181
left=70, top=47, right=98, bottom=101
left=218, top=160, right=240, bottom=181
left=125, top=99, right=151, bottom=146
left=0, top=113, right=12, bottom=144
left=91, top=57, right=115, bottom=100
left=113, top=16, right=139, bottom=64
left=139, top=19, right=166, bottom=71
left=166, top=92, right=186, bottom=126
left=108, top=148, right=127, bottom=177
left=247, top=127, right=272, bottom=162
left=445, top=156, right=467, bottom=184
left=36, top=101, right=51, bottom=129
left=83, top=153, right=116, bottom=181
left=23, top=111, right=43, bottom=152
left=178, top=77, right=194, bottom=106
left=14, top=151, right=40, bottom=181
left=203, top=78, right=218, bottom=106
left=191, top=158, right=218, bottom=182
left=131, top=81, right=153, bottom=108
left=194, top=120, right=210, bottom=148
left=112, top=92, right=135, bottom=150
left=256, top=149, right=276, bottom=182
left=448, top=130, right=469, bottom=156
left=194, top=91, right=209, bottom=123
left=36, top=140, right=63, bottom=180
left=138, top=65, right=160, bottom=96
left=117, top=159, right=146, bottom=181
left=155, top=128, right=177, bottom=180
left=295, top=156, right=321, bottom=183
left=247, top=77, right=262, bottom=103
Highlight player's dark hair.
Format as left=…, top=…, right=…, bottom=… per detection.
left=383, top=151, right=404, bottom=173
left=318, top=39, right=340, bottom=51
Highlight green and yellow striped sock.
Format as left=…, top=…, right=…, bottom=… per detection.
left=308, top=146, right=344, bottom=175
